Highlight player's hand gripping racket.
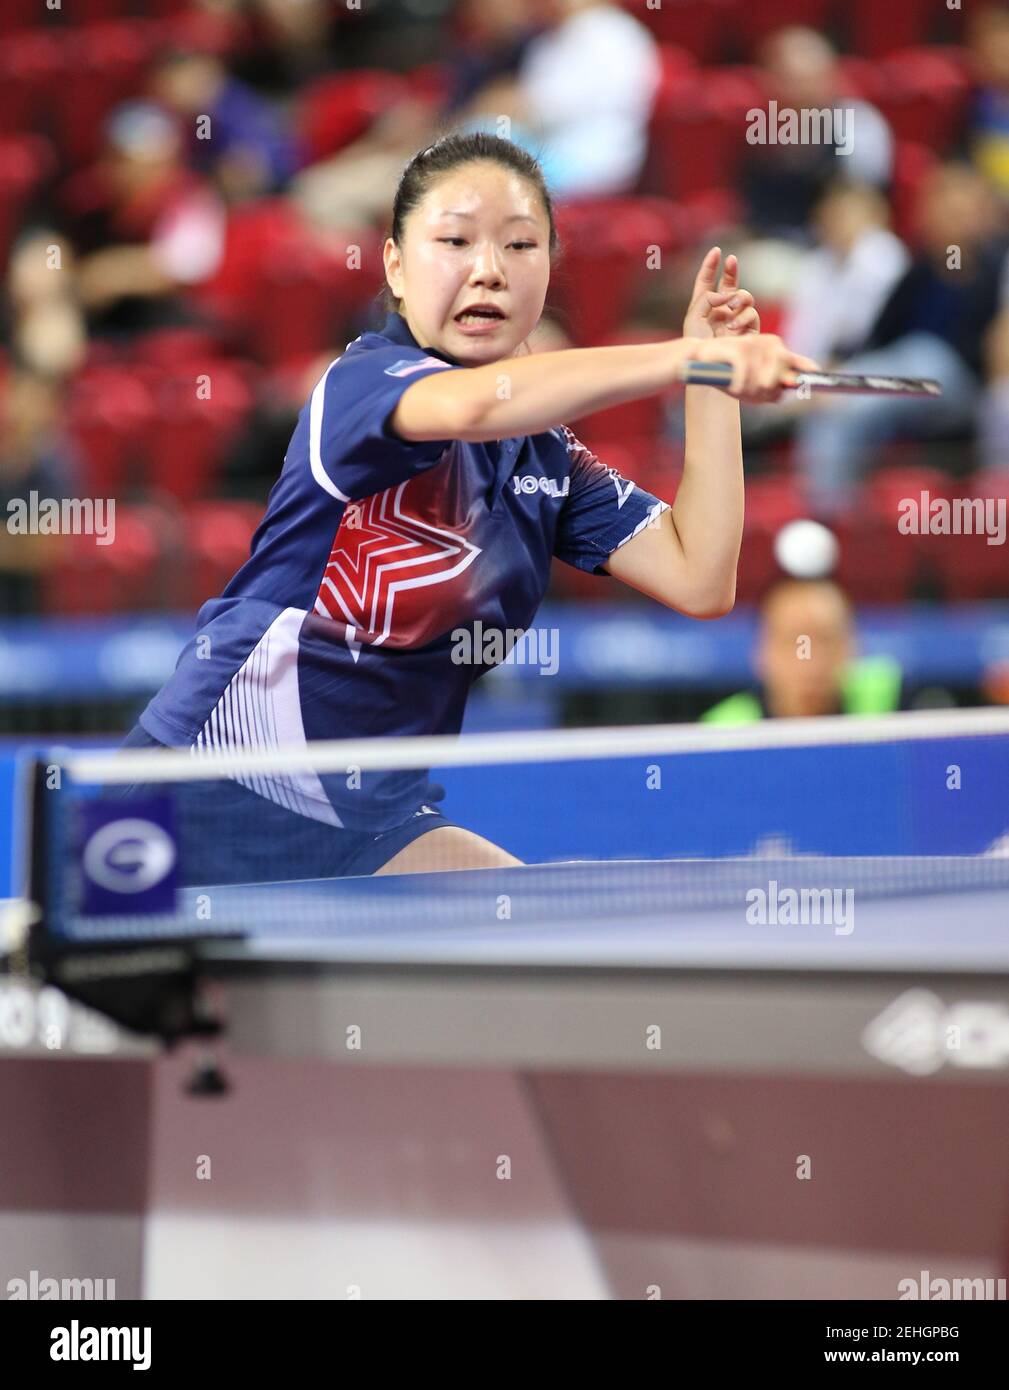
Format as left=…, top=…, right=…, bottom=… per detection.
left=683, top=362, right=943, bottom=397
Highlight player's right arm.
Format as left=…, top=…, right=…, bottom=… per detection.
left=391, top=334, right=817, bottom=444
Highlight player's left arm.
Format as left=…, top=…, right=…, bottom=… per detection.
left=605, top=248, right=759, bottom=619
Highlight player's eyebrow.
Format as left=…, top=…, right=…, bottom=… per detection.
left=436, top=211, right=538, bottom=224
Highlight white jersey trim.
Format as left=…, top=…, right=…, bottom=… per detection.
left=191, top=606, right=342, bottom=826
left=309, top=358, right=352, bottom=503
left=612, top=499, right=670, bottom=552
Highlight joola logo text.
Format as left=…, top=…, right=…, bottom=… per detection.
left=512, top=475, right=569, bottom=498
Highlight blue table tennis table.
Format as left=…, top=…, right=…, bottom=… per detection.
left=7, top=852, right=1009, bottom=1300
left=44, top=853, right=1009, bottom=1078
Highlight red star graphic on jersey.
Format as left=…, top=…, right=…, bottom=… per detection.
left=314, top=476, right=481, bottom=652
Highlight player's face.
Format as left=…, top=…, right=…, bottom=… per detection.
left=385, top=162, right=551, bottom=366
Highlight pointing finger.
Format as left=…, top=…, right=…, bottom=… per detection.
left=691, top=246, right=721, bottom=296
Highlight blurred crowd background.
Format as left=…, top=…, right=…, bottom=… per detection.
left=2, top=0, right=1009, bottom=735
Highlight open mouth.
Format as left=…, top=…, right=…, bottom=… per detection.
left=454, top=307, right=507, bottom=325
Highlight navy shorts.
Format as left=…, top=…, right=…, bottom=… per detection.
left=117, top=723, right=456, bottom=883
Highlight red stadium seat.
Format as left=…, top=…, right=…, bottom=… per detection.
left=154, top=10, right=245, bottom=57
left=0, top=33, right=65, bottom=141
left=405, top=63, right=451, bottom=106
left=930, top=533, right=1009, bottom=601
left=571, top=330, right=670, bottom=440
left=0, top=0, right=44, bottom=35
left=145, top=361, right=254, bottom=501
left=573, top=398, right=667, bottom=445
left=197, top=200, right=293, bottom=320
left=744, top=475, right=808, bottom=528
left=297, top=70, right=411, bottom=166
left=55, top=23, right=157, bottom=167
left=620, top=0, right=731, bottom=64
left=64, top=0, right=131, bottom=19
left=136, top=328, right=230, bottom=369
left=43, top=502, right=181, bottom=617
left=245, top=254, right=371, bottom=365
left=198, top=201, right=383, bottom=363
left=183, top=501, right=264, bottom=610
left=872, top=48, right=971, bottom=149
left=848, top=0, right=939, bottom=59
left=652, top=42, right=701, bottom=99
left=66, top=366, right=159, bottom=499
left=675, top=187, right=745, bottom=240
left=862, top=463, right=958, bottom=525
left=551, top=198, right=685, bottom=345
left=0, top=136, right=57, bottom=263
left=828, top=464, right=958, bottom=603
left=734, top=477, right=808, bottom=602
left=143, top=0, right=193, bottom=16
left=971, top=471, right=1009, bottom=503
left=928, top=473, right=1009, bottom=601
left=833, top=514, right=920, bottom=603
left=833, top=56, right=882, bottom=102
left=647, top=66, right=761, bottom=203
left=729, top=0, right=832, bottom=50
left=735, top=527, right=784, bottom=603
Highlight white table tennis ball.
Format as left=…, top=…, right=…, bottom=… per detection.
left=773, top=519, right=839, bottom=580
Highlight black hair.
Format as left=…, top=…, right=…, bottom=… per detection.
left=763, top=577, right=852, bottom=623
left=379, top=132, right=559, bottom=315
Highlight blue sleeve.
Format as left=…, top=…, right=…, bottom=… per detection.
left=310, top=344, right=464, bottom=500
left=552, top=427, right=670, bottom=575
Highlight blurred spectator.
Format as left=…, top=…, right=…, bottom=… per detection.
left=508, top=0, right=660, bottom=198
left=781, top=182, right=910, bottom=366
left=62, top=103, right=226, bottom=338
left=292, top=0, right=659, bottom=234
left=289, top=0, right=560, bottom=234
left=443, top=0, right=545, bottom=116
left=701, top=579, right=903, bottom=723
left=461, top=0, right=658, bottom=198
left=291, top=93, right=442, bottom=233
left=742, top=27, right=894, bottom=240
left=251, top=0, right=340, bottom=85
left=965, top=4, right=1009, bottom=203
left=794, top=162, right=1009, bottom=517
left=152, top=51, right=297, bottom=200
left=0, top=371, right=76, bottom=616
left=4, top=230, right=87, bottom=381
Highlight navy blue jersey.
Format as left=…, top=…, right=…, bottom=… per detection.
left=140, top=311, right=670, bottom=830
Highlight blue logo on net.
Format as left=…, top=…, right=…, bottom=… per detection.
left=77, top=798, right=178, bottom=916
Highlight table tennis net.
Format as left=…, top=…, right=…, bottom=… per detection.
left=30, top=711, right=1009, bottom=944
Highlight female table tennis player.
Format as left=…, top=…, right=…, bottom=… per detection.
left=124, top=133, right=817, bottom=881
